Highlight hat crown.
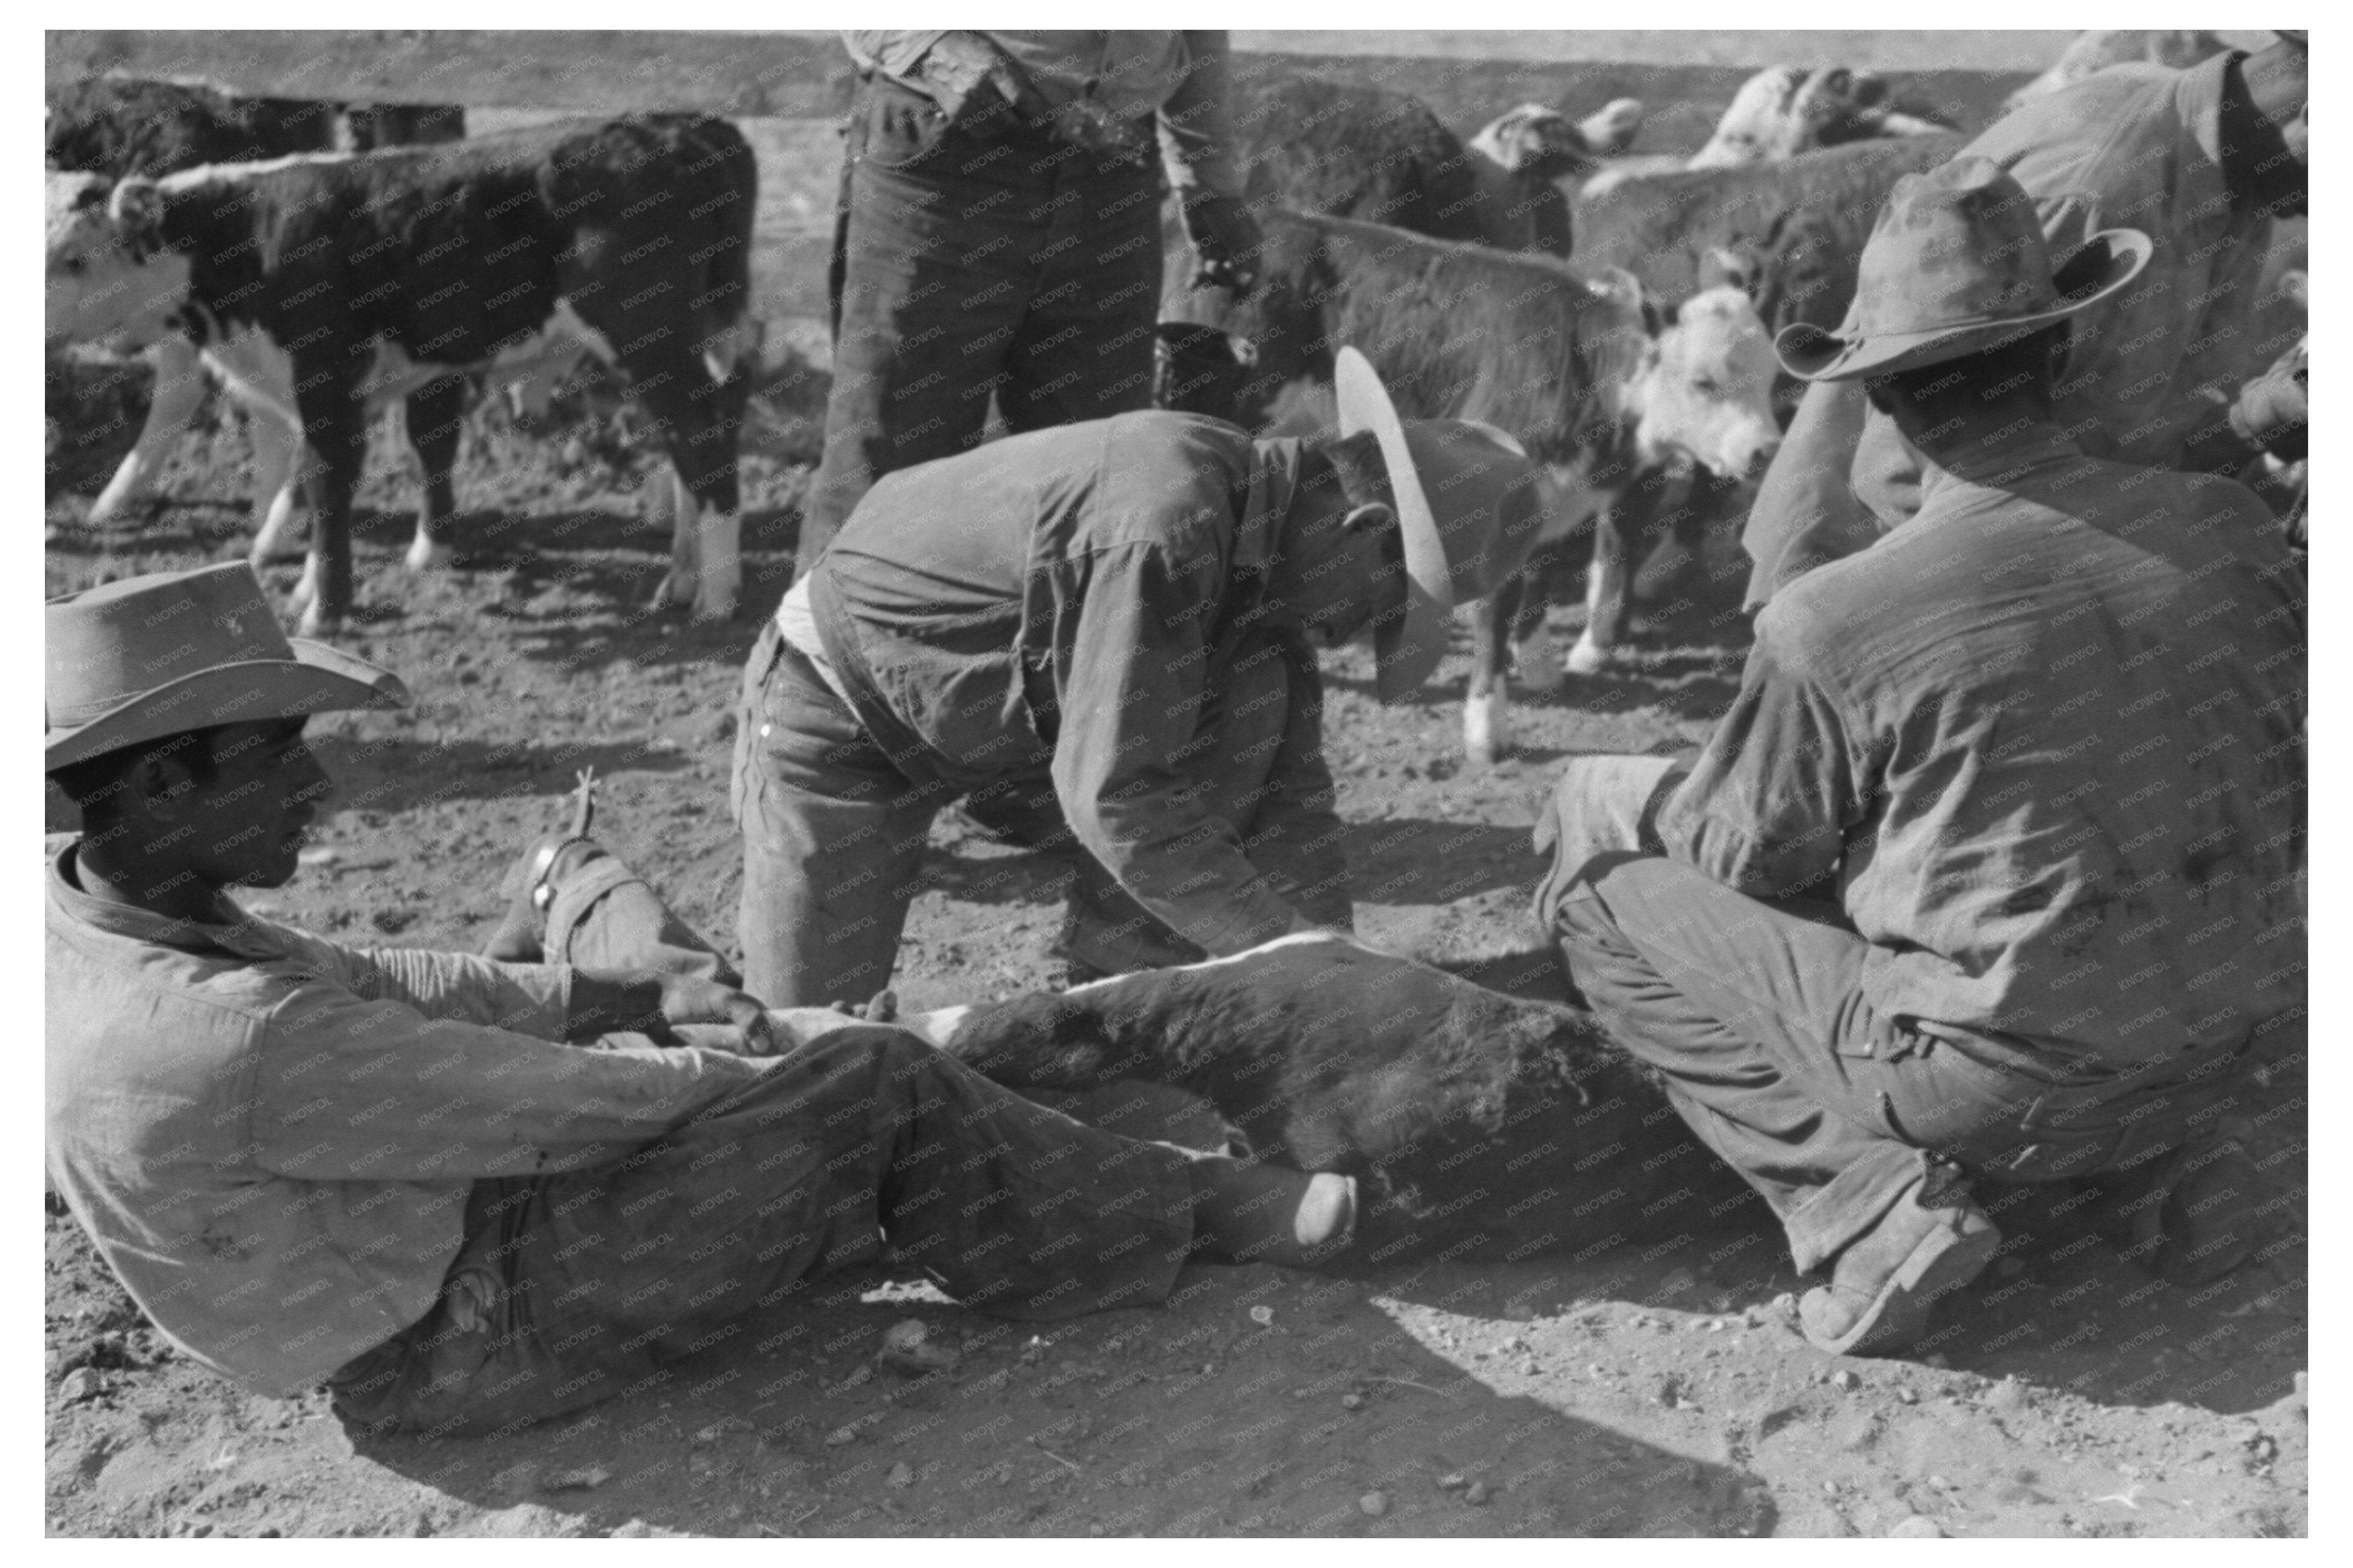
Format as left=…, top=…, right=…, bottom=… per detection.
left=47, top=564, right=296, bottom=729
left=1846, top=157, right=2062, bottom=339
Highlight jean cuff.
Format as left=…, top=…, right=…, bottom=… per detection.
left=1783, top=1141, right=1932, bottom=1275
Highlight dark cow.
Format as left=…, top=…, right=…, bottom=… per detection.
left=47, top=78, right=472, bottom=536
left=48, top=115, right=760, bottom=632
left=1163, top=206, right=1778, bottom=764
left=877, top=933, right=1747, bottom=1261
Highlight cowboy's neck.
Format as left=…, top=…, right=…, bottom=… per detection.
left=71, top=835, right=245, bottom=928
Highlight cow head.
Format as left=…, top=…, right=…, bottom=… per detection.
left=1576, top=98, right=1646, bottom=158
left=46, top=171, right=189, bottom=352
left=1469, top=103, right=1596, bottom=182
left=1624, top=285, right=1782, bottom=481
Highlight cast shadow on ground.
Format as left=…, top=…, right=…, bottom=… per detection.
left=303, top=734, right=697, bottom=819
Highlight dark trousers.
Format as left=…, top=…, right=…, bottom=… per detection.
left=327, top=858, right=1194, bottom=1437
left=799, top=77, right=1164, bottom=569
left=732, top=619, right=1350, bottom=1009
left=1538, top=810, right=2244, bottom=1273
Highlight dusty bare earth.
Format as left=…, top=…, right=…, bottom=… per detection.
left=40, top=343, right=2310, bottom=1539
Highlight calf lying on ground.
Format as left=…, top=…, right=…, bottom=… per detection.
left=884, top=934, right=1747, bottom=1262
left=45, top=114, right=759, bottom=632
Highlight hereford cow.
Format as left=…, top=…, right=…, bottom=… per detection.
left=46, top=115, right=759, bottom=632
left=873, top=933, right=1746, bottom=1261
left=1578, top=67, right=1949, bottom=200
left=1163, top=208, right=1779, bottom=765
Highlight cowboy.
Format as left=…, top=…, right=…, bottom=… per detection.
left=1530, top=160, right=2305, bottom=1356
left=45, top=562, right=1355, bottom=1435
left=1740, top=30, right=2309, bottom=608
left=735, top=352, right=1542, bottom=1006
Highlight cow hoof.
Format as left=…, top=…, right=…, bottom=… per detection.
left=295, top=602, right=341, bottom=639
left=1463, top=688, right=1511, bottom=769
left=1564, top=640, right=1613, bottom=677
left=691, top=594, right=740, bottom=625
left=645, top=572, right=687, bottom=611
left=404, top=537, right=455, bottom=573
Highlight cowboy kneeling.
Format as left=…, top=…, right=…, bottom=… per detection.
left=1533, top=160, right=2306, bottom=1357
left=736, top=351, right=1542, bottom=1002
left=46, top=564, right=1355, bottom=1436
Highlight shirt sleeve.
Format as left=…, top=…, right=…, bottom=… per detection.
left=1051, top=543, right=1302, bottom=955
left=249, top=975, right=775, bottom=1183
left=840, top=30, right=947, bottom=82
left=1653, top=613, right=1861, bottom=902
left=253, top=922, right=571, bottom=1040
left=1156, top=30, right=1242, bottom=199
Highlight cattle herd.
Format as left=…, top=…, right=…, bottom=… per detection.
left=36, top=33, right=2313, bottom=1289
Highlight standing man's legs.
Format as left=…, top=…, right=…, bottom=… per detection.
left=997, top=156, right=1164, bottom=434
left=732, top=620, right=952, bottom=1007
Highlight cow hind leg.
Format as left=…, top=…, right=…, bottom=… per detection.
left=90, top=337, right=209, bottom=525
left=1463, top=579, right=1517, bottom=769
left=291, top=418, right=368, bottom=637
left=401, top=378, right=466, bottom=572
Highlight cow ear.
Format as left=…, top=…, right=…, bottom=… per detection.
left=107, top=177, right=165, bottom=243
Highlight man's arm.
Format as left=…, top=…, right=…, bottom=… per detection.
left=1052, top=545, right=1306, bottom=956
left=1160, top=31, right=1260, bottom=294
left=1651, top=617, right=1860, bottom=902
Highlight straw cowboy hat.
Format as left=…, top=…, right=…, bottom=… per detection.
left=46, top=563, right=407, bottom=771
left=1774, top=155, right=2152, bottom=384
left=1332, top=347, right=1546, bottom=702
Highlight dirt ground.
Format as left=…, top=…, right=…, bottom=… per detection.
left=41, top=350, right=2308, bottom=1538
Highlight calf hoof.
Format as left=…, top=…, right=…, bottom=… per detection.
left=295, top=600, right=342, bottom=639
left=691, top=573, right=742, bottom=624
left=645, top=572, right=689, bottom=611
left=1563, top=638, right=1614, bottom=677
left=404, top=536, right=455, bottom=573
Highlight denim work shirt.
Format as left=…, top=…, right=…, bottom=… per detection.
left=808, top=413, right=1318, bottom=958
left=44, top=838, right=775, bottom=1397
left=1658, top=426, right=2305, bottom=1066
left=840, top=30, right=1241, bottom=196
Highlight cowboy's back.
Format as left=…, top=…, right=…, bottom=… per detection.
left=1667, top=435, right=2306, bottom=1060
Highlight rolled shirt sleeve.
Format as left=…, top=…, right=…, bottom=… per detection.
left=1051, top=543, right=1303, bottom=955
left=250, top=920, right=573, bottom=1039
left=1652, top=619, right=1860, bottom=903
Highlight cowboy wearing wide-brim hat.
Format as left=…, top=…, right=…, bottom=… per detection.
left=1530, top=152, right=2299, bottom=1360
left=733, top=384, right=1542, bottom=1003
left=1772, top=157, right=2151, bottom=385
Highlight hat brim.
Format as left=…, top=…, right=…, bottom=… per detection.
left=1775, top=226, right=2154, bottom=382
left=45, top=640, right=409, bottom=770
left=1333, top=347, right=1452, bottom=704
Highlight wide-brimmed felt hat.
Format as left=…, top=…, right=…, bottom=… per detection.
left=1333, top=347, right=1545, bottom=703
left=1774, top=156, right=2152, bottom=383
left=46, top=562, right=407, bottom=771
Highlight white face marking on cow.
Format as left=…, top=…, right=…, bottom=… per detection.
left=1626, top=286, right=1782, bottom=481
left=45, top=174, right=191, bottom=351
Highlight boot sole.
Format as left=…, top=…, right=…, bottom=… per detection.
left=1804, top=1216, right=2001, bottom=1357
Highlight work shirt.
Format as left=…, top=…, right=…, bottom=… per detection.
left=1660, top=425, right=2304, bottom=1065
left=805, top=413, right=1318, bottom=958
left=840, top=30, right=1241, bottom=197
left=1748, top=50, right=2289, bottom=604
left=44, top=838, right=774, bottom=1397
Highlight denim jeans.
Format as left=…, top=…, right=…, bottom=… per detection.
left=1536, top=780, right=2247, bottom=1272
left=799, top=76, right=1165, bottom=569
left=326, top=849, right=1194, bottom=1437
left=731, top=619, right=1352, bottom=1009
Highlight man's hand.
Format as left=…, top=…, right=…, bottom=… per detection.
left=568, top=969, right=777, bottom=1056
left=1180, top=190, right=1262, bottom=296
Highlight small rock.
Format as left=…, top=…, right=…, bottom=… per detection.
left=824, top=1426, right=859, bottom=1447
left=1770, top=1292, right=1799, bottom=1320
left=58, top=1367, right=100, bottom=1405
left=547, top=1466, right=613, bottom=1492
left=1464, top=1482, right=1492, bottom=1506
left=1341, top=1394, right=1364, bottom=1410
left=1436, top=1473, right=1469, bottom=1492
left=297, top=846, right=340, bottom=867
left=1524, top=1360, right=1542, bottom=1376
left=1926, top=1474, right=1954, bottom=1493
left=1888, top=1515, right=1945, bottom=1538
left=887, top=1462, right=914, bottom=1489
left=1250, top=1305, right=1275, bottom=1326
left=1359, top=1491, right=1388, bottom=1518
left=1896, top=1388, right=1919, bottom=1406
left=1986, top=1377, right=2028, bottom=1413
left=609, top=1519, right=688, bottom=1539
left=1831, top=1370, right=1861, bottom=1393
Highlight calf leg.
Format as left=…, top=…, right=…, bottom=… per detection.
left=245, top=408, right=310, bottom=565
left=89, top=336, right=208, bottom=524
left=1508, top=537, right=1570, bottom=694
left=401, top=376, right=466, bottom=572
left=637, top=344, right=750, bottom=620
left=1463, top=575, right=1519, bottom=769
left=1567, top=498, right=1633, bottom=675
left=290, top=410, right=368, bottom=637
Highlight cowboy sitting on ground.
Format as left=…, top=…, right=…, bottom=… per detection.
left=735, top=352, right=1543, bottom=1005
left=44, top=562, right=1355, bottom=1436
left=1531, top=159, right=2305, bottom=1357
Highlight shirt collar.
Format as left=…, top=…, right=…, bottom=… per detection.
left=1927, top=421, right=2088, bottom=492
left=47, top=836, right=290, bottom=962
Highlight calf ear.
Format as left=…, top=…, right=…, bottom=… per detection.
left=1701, top=246, right=1759, bottom=296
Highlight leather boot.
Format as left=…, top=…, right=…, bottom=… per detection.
left=1799, top=1179, right=2001, bottom=1356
